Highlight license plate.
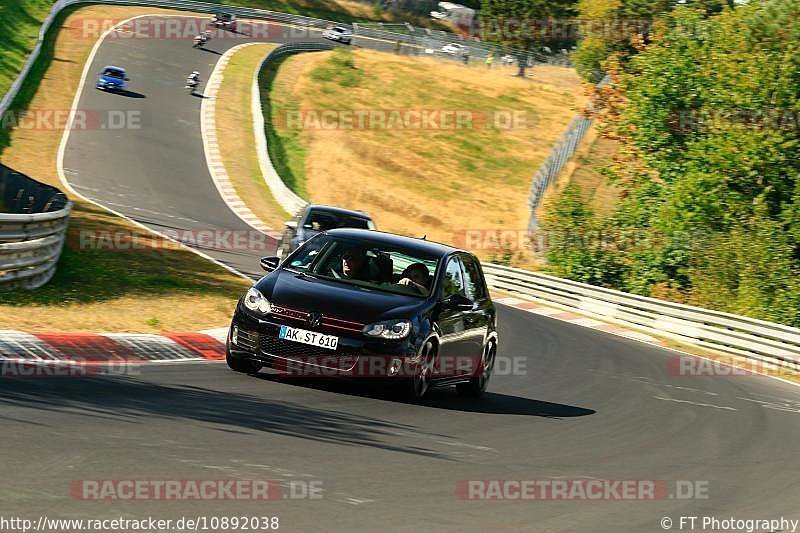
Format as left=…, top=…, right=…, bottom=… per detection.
left=279, top=326, right=339, bottom=351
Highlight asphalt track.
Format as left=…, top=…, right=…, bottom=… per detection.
left=5, top=14, right=800, bottom=533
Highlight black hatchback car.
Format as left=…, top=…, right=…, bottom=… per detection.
left=227, top=229, right=498, bottom=400
left=276, top=204, right=375, bottom=259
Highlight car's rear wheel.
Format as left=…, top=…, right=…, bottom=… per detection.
left=226, top=344, right=262, bottom=374
left=407, top=340, right=437, bottom=401
left=456, top=341, right=495, bottom=398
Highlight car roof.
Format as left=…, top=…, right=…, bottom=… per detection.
left=304, top=204, right=371, bottom=219
left=102, top=65, right=126, bottom=72
left=324, top=228, right=462, bottom=257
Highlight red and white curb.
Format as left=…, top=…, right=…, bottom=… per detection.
left=201, top=43, right=281, bottom=240
left=0, top=329, right=229, bottom=367
left=489, top=293, right=665, bottom=346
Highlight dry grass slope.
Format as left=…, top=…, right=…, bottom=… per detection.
left=265, top=49, right=587, bottom=253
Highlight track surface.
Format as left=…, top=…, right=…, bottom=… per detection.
left=7, top=14, right=800, bottom=533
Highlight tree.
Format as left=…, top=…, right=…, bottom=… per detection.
left=480, top=0, right=578, bottom=76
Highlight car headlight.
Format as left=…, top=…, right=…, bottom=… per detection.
left=243, top=287, right=271, bottom=314
left=362, top=319, right=411, bottom=340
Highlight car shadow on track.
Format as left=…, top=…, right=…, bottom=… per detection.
left=198, top=47, right=223, bottom=56
left=0, top=374, right=450, bottom=458
left=255, top=375, right=595, bottom=418
left=118, top=90, right=146, bottom=99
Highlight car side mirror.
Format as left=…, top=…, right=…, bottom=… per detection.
left=302, top=223, right=314, bottom=230
left=442, top=293, right=474, bottom=311
left=125, top=77, right=130, bottom=81
left=284, top=220, right=297, bottom=230
left=260, top=256, right=280, bottom=272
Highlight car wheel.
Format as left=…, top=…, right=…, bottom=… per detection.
left=407, top=340, right=436, bottom=401
left=456, top=341, right=495, bottom=398
left=226, top=344, right=262, bottom=374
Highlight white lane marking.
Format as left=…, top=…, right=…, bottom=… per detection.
left=653, top=396, right=737, bottom=411
left=56, top=13, right=253, bottom=283
left=737, top=397, right=800, bottom=414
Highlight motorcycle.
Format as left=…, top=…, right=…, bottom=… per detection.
left=185, top=77, right=199, bottom=93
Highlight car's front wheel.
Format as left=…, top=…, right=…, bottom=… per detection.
left=456, top=341, right=495, bottom=398
left=226, top=345, right=262, bottom=374
left=405, top=340, right=437, bottom=401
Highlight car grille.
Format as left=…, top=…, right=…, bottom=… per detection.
left=269, top=305, right=365, bottom=335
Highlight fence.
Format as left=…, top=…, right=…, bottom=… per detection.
left=0, top=165, right=72, bottom=289
left=352, top=22, right=571, bottom=66
left=526, top=74, right=611, bottom=230
left=483, top=263, right=800, bottom=372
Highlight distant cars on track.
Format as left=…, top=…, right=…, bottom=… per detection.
left=323, top=26, right=353, bottom=44
left=211, top=11, right=237, bottom=31
left=276, top=204, right=375, bottom=259
left=226, top=229, right=498, bottom=400
left=95, top=65, right=129, bottom=92
left=440, top=43, right=465, bottom=55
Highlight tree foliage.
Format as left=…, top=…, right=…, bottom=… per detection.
left=546, top=0, right=800, bottom=325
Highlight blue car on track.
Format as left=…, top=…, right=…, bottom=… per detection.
left=96, top=65, right=129, bottom=92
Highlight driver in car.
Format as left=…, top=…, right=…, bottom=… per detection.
left=341, top=247, right=372, bottom=281
left=396, top=262, right=430, bottom=295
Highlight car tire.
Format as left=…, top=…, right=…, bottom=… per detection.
left=405, top=340, right=437, bottom=401
left=226, top=345, right=262, bottom=374
left=456, top=341, right=495, bottom=398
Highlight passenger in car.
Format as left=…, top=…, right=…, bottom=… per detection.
left=397, top=263, right=430, bottom=295
left=341, top=247, right=373, bottom=281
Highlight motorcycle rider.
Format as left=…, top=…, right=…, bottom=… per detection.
left=186, top=71, right=200, bottom=92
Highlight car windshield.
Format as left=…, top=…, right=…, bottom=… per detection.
left=304, top=210, right=371, bottom=231
left=333, top=27, right=347, bottom=33
left=284, top=235, right=439, bottom=297
left=216, top=12, right=233, bottom=19
left=103, top=69, right=125, bottom=79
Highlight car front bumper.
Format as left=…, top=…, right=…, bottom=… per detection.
left=228, top=307, right=419, bottom=379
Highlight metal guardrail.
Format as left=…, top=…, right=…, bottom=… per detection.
left=483, top=263, right=800, bottom=371
left=0, top=166, right=72, bottom=289
left=526, top=74, right=611, bottom=230
left=252, top=42, right=333, bottom=217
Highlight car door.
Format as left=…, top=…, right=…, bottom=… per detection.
left=436, top=255, right=473, bottom=378
left=459, top=253, right=492, bottom=360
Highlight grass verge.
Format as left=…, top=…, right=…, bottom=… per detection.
left=215, top=43, right=291, bottom=229
left=261, top=48, right=587, bottom=258
left=0, top=5, right=250, bottom=332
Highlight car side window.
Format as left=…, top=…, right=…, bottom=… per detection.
left=442, top=257, right=466, bottom=298
left=460, top=254, right=486, bottom=301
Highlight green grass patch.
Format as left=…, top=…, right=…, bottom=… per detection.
left=259, top=54, right=308, bottom=198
